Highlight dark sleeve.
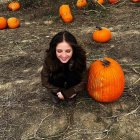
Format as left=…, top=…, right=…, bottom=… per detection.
left=61, top=70, right=88, bottom=98
left=41, top=63, right=60, bottom=93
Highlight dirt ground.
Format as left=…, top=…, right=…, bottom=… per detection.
left=0, top=0, right=140, bottom=140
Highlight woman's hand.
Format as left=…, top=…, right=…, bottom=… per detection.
left=57, top=92, right=64, bottom=100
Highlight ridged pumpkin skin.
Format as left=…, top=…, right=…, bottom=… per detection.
left=87, top=57, right=125, bottom=102
left=0, top=17, right=7, bottom=30
left=93, top=27, right=112, bottom=43
left=59, top=5, right=73, bottom=23
left=76, top=0, right=87, bottom=8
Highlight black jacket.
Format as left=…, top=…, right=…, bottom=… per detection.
left=41, top=50, right=87, bottom=98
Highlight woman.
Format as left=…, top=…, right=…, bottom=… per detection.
left=41, top=31, right=87, bottom=104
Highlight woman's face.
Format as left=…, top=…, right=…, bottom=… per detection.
left=56, top=41, right=73, bottom=63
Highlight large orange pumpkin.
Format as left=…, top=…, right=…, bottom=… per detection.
left=59, top=5, right=73, bottom=23
left=87, top=57, right=125, bottom=102
left=76, top=0, right=88, bottom=8
left=92, top=27, right=112, bottom=43
left=0, top=17, right=7, bottom=30
left=8, top=1, right=21, bottom=11
left=7, top=17, right=20, bottom=29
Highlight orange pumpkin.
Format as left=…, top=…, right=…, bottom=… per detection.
left=8, top=1, right=21, bottom=11
left=97, top=0, right=105, bottom=4
left=93, top=0, right=105, bottom=4
left=87, top=57, right=125, bottom=102
left=59, top=5, right=71, bottom=17
left=131, top=0, right=140, bottom=2
left=0, top=17, right=7, bottom=30
left=59, top=5, right=73, bottom=23
left=92, top=27, right=112, bottom=43
left=7, top=17, right=20, bottom=29
left=76, top=0, right=87, bottom=8
left=109, top=0, right=119, bottom=4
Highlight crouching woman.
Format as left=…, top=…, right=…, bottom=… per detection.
left=41, top=31, right=87, bottom=104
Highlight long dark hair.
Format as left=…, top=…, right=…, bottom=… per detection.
left=45, top=31, right=86, bottom=72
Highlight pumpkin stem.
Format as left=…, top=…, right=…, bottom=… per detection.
left=96, top=26, right=102, bottom=30
left=102, top=59, right=110, bottom=67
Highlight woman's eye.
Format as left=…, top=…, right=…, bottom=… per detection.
left=57, top=50, right=62, bottom=53
left=66, top=50, right=71, bottom=53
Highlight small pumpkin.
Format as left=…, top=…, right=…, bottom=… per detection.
left=0, top=17, right=7, bottom=30
left=109, top=0, right=119, bottom=4
left=8, top=1, right=21, bottom=11
left=92, top=26, right=112, bottom=43
left=59, top=5, right=73, bottom=23
left=87, top=57, right=125, bottom=102
left=98, top=0, right=105, bottom=4
left=131, top=0, right=140, bottom=2
left=93, top=0, right=105, bottom=4
left=76, top=0, right=88, bottom=8
left=7, top=17, right=20, bottom=29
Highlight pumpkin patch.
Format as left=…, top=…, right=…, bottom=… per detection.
left=87, top=57, right=125, bottom=102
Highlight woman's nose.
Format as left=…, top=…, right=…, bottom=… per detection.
left=61, top=52, right=67, bottom=57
